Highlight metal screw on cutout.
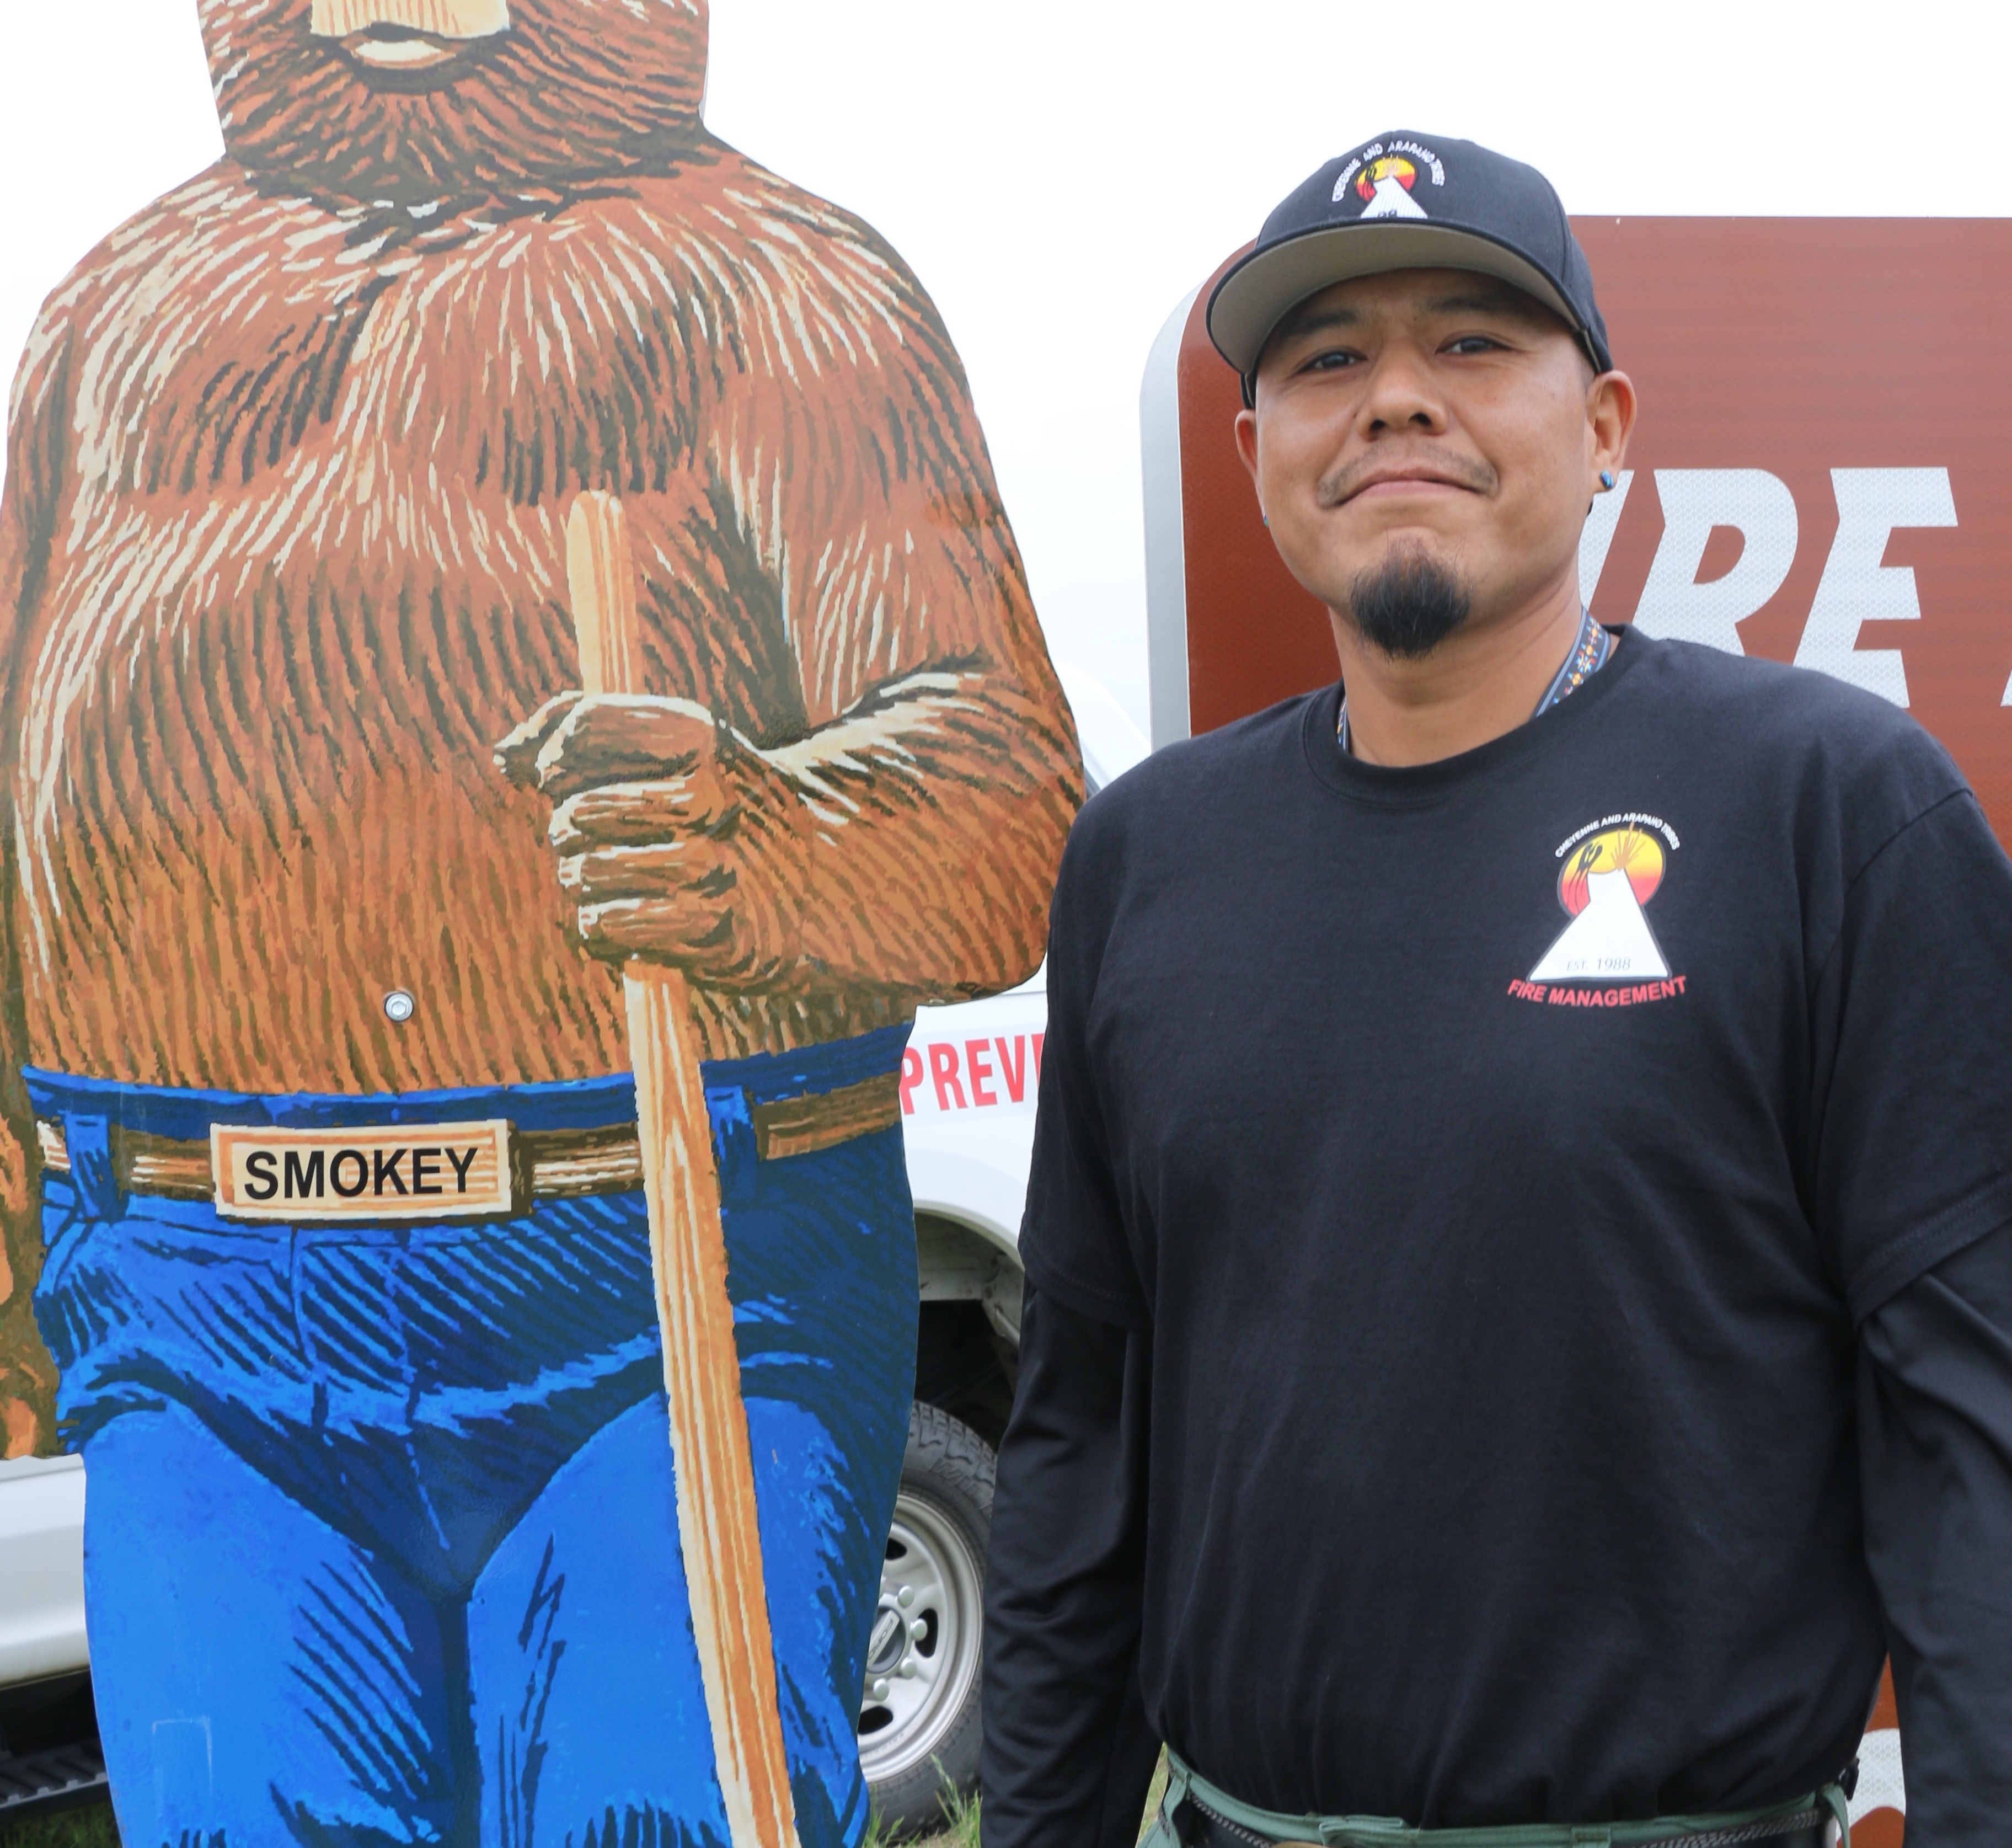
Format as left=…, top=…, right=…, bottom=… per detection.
left=383, top=990, right=416, bottom=1023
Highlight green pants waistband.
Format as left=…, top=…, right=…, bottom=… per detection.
left=1144, top=1750, right=1850, bottom=1848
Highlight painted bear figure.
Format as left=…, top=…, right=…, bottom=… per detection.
left=0, top=3, right=1080, bottom=1841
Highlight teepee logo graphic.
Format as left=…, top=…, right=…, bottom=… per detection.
left=1529, top=824, right=1671, bottom=983
left=1356, top=154, right=1429, bottom=220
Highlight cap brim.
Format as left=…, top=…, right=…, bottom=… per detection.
left=1207, top=222, right=1585, bottom=376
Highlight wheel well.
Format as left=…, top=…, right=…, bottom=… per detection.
left=913, top=1214, right=1021, bottom=1450
left=916, top=1212, right=1023, bottom=1343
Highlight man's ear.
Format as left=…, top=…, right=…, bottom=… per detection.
left=1588, top=370, right=1638, bottom=493
left=1234, top=406, right=1260, bottom=487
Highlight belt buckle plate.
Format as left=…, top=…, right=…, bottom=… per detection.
left=210, top=1120, right=514, bottom=1221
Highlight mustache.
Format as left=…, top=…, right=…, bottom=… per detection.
left=311, top=0, right=510, bottom=36
left=1317, top=446, right=1497, bottom=510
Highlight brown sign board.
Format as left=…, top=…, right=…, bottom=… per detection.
left=1141, top=219, right=2012, bottom=862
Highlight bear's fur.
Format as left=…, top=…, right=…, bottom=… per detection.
left=0, top=0, right=1080, bottom=1453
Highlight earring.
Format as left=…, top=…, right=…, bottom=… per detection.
left=1599, top=470, right=1617, bottom=492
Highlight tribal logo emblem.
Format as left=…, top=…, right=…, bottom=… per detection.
left=1507, top=814, right=1688, bottom=1010
left=1357, top=154, right=1428, bottom=218
left=1333, top=138, right=1445, bottom=218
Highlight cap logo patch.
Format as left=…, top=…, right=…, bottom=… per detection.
left=1332, top=139, right=1446, bottom=218
left=1358, top=156, right=1427, bottom=218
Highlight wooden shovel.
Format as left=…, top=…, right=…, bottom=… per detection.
left=565, top=490, right=801, bottom=1848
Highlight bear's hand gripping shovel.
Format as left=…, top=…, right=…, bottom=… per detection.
left=566, top=490, right=802, bottom=1848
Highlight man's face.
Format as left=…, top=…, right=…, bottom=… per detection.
left=1234, top=268, right=1631, bottom=650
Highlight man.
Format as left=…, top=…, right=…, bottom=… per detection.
left=982, top=133, right=2012, bottom=1847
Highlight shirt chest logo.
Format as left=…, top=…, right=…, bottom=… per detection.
left=1507, top=813, right=1688, bottom=1010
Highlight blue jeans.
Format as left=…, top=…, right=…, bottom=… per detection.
left=30, top=1030, right=917, bottom=1848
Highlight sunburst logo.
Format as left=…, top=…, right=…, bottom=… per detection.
left=1356, top=154, right=1416, bottom=201
left=1356, top=154, right=1429, bottom=220
left=1528, top=821, right=1673, bottom=985
left=1556, top=826, right=1664, bottom=917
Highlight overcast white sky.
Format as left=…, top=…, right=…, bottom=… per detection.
left=3, top=0, right=2010, bottom=729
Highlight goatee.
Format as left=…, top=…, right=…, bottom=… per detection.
left=1343, top=551, right=1473, bottom=660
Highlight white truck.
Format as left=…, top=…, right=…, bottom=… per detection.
left=0, top=665, right=1149, bottom=1834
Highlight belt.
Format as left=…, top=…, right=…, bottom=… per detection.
left=1161, top=1754, right=1847, bottom=1848
left=34, top=1068, right=902, bottom=1206
left=1178, top=1811, right=1831, bottom=1848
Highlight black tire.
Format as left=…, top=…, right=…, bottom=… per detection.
left=860, top=1402, right=994, bottom=1837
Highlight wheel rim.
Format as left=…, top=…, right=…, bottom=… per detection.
left=857, top=1487, right=984, bottom=1784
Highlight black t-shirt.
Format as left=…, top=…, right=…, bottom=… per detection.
left=1014, top=631, right=2012, bottom=1826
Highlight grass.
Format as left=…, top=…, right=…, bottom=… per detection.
left=878, top=1749, right=1171, bottom=1848
left=0, top=1802, right=118, bottom=1848
left=869, top=1775, right=984, bottom=1848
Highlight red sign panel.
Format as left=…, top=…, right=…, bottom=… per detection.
left=1164, top=220, right=2012, bottom=855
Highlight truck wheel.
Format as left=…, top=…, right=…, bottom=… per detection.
left=860, top=1401, right=992, bottom=1836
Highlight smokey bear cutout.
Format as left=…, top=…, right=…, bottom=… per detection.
left=0, top=1, right=1082, bottom=1842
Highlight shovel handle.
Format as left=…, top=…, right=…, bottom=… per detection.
left=566, top=492, right=800, bottom=1848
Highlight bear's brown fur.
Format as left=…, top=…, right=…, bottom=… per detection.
left=0, top=0, right=1081, bottom=1453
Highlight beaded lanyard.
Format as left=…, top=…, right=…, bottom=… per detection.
left=1337, top=606, right=1614, bottom=755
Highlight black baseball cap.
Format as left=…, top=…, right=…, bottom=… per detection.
left=1207, top=132, right=1613, bottom=397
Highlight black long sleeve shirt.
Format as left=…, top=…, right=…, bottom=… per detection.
left=983, top=638, right=2012, bottom=1844
left=985, top=1238, right=2012, bottom=1846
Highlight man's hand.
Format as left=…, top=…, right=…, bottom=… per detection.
left=495, top=692, right=812, bottom=985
